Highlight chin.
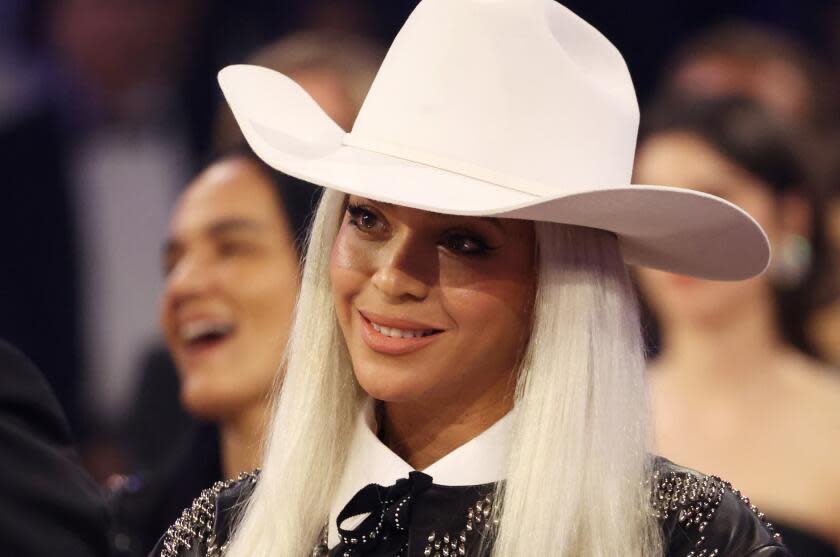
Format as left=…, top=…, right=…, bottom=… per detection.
left=353, top=364, right=437, bottom=404
left=179, top=391, right=222, bottom=421
left=179, top=380, right=240, bottom=422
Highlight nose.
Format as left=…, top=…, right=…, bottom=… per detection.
left=163, top=251, right=214, bottom=308
left=370, top=231, right=433, bottom=301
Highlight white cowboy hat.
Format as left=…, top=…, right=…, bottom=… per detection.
left=218, top=0, right=770, bottom=280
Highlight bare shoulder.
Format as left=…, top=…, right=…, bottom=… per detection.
left=782, top=356, right=840, bottom=426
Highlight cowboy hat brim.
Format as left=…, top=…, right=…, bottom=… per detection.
left=218, top=64, right=770, bottom=281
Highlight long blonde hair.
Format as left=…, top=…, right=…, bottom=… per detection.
left=225, top=188, right=662, bottom=556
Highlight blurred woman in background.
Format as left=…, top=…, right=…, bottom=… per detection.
left=635, top=95, right=840, bottom=555
left=110, top=30, right=383, bottom=557
left=109, top=149, right=319, bottom=557
left=159, top=148, right=320, bottom=479
left=657, top=23, right=840, bottom=367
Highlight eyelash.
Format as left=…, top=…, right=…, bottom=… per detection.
left=345, top=203, right=497, bottom=256
left=346, top=203, right=381, bottom=232
left=441, top=231, right=494, bottom=256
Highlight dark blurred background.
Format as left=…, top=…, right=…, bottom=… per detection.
left=1, top=0, right=838, bottom=478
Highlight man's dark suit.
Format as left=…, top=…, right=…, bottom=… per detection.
left=0, top=338, right=109, bottom=557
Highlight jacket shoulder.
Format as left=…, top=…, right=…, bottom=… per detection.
left=651, top=458, right=792, bottom=556
left=151, top=470, right=259, bottom=557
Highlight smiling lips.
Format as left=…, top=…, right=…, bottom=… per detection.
left=358, top=311, right=444, bottom=355
left=176, top=317, right=237, bottom=361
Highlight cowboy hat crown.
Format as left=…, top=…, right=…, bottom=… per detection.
left=346, top=0, right=639, bottom=195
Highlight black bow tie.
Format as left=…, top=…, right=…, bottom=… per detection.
left=334, top=471, right=434, bottom=556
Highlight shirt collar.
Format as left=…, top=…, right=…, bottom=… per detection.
left=327, top=398, right=513, bottom=547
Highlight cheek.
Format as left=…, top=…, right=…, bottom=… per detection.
left=442, top=276, right=533, bottom=354
left=159, top=292, right=176, bottom=344
left=235, top=262, right=298, bottom=328
left=329, top=229, right=374, bottom=320
left=639, top=268, right=763, bottom=321
left=636, top=269, right=674, bottom=311
left=731, top=193, right=780, bottom=239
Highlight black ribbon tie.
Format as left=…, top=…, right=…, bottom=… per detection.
left=335, top=471, right=434, bottom=555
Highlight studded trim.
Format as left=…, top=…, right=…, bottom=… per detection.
left=311, top=525, right=329, bottom=557
left=159, top=471, right=259, bottom=557
left=422, top=492, right=498, bottom=557
left=651, top=468, right=782, bottom=556
left=182, top=467, right=781, bottom=556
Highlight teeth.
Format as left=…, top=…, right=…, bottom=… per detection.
left=180, top=320, right=234, bottom=342
left=370, top=321, right=435, bottom=339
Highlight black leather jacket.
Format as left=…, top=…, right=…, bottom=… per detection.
left=150, top=458, right=792, bottom=556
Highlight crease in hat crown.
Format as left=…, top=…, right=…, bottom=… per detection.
left=341, top=0, right=641, bottom=197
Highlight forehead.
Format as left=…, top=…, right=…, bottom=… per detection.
left=171, top=158, right=284, bottom=234
left=635, top=132, right=765, bottom=196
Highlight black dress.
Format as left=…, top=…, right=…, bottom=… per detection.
left=149, top=458, right=792, bottom=556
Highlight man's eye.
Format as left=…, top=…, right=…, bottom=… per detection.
left=347, top=204, right=381, bottom=231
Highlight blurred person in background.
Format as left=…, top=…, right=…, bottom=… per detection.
left=659, top=21, right=839, bottom=136
left=161, top=149, right=319, bottom=482
left=109, top=148, right=320, bottom=557
left=0, top=339, right=109, bottom=557
left=214, top=29, right=385, bottom=145
left=635, top=95, right=840, bottom=555
left=119, top=29, right=384, bottom=471
left=656, top=22, right=840, bottom=369
left=109, top=32, right=382, bottom=557
left=0, top=0, right=204, bottom=472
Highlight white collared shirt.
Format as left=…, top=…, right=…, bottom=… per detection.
left=327, top=398, right=513, bottom=548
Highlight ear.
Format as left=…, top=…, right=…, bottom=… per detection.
left=777, top=192, right=811, bottom=237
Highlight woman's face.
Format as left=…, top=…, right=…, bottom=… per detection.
left=330, top=196, right=536, bottom=405
left=160, top=158, right=300, bottom=420
left=634, top=131, right=782, bottom=327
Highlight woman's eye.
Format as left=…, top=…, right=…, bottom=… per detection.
left=442, top=233, right=493, bottom=255
left=347, top=204, right=382, bottom=232
left=217, top=241, right=250, bottom=257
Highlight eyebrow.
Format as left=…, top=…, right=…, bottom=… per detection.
left=206, top=217, right=264, bottom=236
left=163, top=217, right=264, bottom=255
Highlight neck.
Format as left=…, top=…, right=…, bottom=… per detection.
left=218, top=401, right=269, bottom=479
left=380, top=384, right=513, bottom=471
left=655, top=295, right=789, bottom=389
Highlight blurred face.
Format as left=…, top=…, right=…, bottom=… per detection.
left=634, top=132, right=781, bottom=327
left=289, top=67, right=356, bottom=132
left=330, top=196, right=536, bottom=404
left=671, top=55, right=812, bottom=123
left=50, top=0, right=198, bottom=97
left=161, top=158, right=300, bottom=419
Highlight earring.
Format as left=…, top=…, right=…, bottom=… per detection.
left=769, top=234, right=812, bottom=289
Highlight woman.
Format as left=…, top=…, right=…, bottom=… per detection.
left=159, top=148, right=320, bottom=477
left=153, top=1, right=789, bottom=555
left=635, top=96, right=840, bottom=555
left=111, top=148, right=320, bottom=557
